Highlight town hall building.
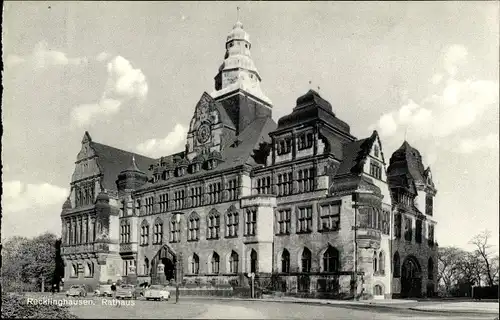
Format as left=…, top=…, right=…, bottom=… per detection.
left=60, top=19, right=438, bottom=299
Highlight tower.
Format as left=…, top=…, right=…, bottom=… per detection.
left=211, top=16, right=273, bottom=134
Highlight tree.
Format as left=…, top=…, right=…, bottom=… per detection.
left=437, top=246, right=464, bottom=294
left=470, top=230, right=498, bottom=286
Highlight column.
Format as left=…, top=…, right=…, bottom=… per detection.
left=72, top=217, right=77, bottom=245
left=82, top=216, right=88, bottom=243
left=89, top=216, right=95, bottom=243
left=68, top=219, right=72, bottom=245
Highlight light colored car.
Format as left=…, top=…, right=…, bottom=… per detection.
left=143, top=285, right=171, bottom=301
left=94, top=284, right=113, bottom=297
left=116, top=284, right=136, bottom=299
left=66, top=285, right=87, bottom=297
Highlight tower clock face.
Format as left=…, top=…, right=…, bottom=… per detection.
left=197, top=123, right=211, bottom=144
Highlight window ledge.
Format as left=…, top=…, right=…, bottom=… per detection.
left=296, top=231, right=312, bottom=234
left=225, top=235, right=239, bottom=239
left=207, top=237, right=220, bottom=241
left=318, top=228, right=340, bottom=233
left=275, top=232, right=291, bottom=236
left=187, top=239, right=199, bottom=242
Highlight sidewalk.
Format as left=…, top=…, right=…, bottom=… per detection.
left=410, top=301, right=499, bottom=315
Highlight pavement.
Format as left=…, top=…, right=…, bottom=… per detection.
left=410, top=301, right=499, bottom=315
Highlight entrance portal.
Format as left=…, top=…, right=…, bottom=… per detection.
left=401, top=256, right=422, bottom=298
left=150, top=245, right=177, bottom=285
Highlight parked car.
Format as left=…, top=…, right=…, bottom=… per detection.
left=94, top=284, right=113, bottom=297
left=66, top=285, right=87, bottom=297
left=116, top=284, right=136, bottom=299
left=143, top=285, right=171, bottom=301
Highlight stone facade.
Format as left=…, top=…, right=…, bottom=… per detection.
left=59, top=20, right=437, bottom=299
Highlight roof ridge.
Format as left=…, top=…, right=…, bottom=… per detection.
left=91, top=141, right=156, bottom=161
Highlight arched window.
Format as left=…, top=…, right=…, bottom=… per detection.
left=373, top=252, right=378, bottom=273
left=229, top=251, right=239, bottom=273
left=153, top=218, right=163, bottom=244
left=226, top=206, right=239, bottom=237
left=428, top=258, right=434, bottom=280
left=250, top=249, right=258, bottom=273
left=71, top=264, right=78, bottom=278
left=84, top=262, right=94, bottom=277
left=144, top=258, right=150, bottom=276
left=323, top=246, right=339, bottom=272
left=301, top=247, right=312, bottom=273
left=393, top=252, right=401, bottom=278
left=191, top=253, right=199, bottom=274
left=140, top=220, right=149, bottom=245
left=379, top=251, right=385, bottom=274
left=281, top=249, right=290, bottom=273
left=374, top=284, right=383, bottom=296
left=188, top=212, right=200, bottom=241
left=207, top=209, right=220, bottom=239
left=211, top=252, right=220, bottom=274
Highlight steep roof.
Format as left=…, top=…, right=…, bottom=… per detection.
left=90, top=142, right=156, bottom=191
left=387, top=141, right=426, bottom=188
left=335, top=131, right=378, bottom=177
left=136, top=116, right=276, bottom=191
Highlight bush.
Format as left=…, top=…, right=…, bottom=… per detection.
left=1, top=293, right=78, bottom=319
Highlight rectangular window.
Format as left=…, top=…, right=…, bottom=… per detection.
left=227, top=179, right=238, bottom=201
left=425, top=195, right=433, bottom=216
left=298, top=132, right=314, bottom=150
left=297, top=207, right=313, bottom=233
left=298, top=168, right=315, bottom=193
left=276, top=209, right=291, bottom=235
left=245, top=209, right=257, bottom=236
left=415, top=219, right=422, bottom=243
left=256, top=176, right=271, bottom=195
left=145, top=197, right=154, bottom=214
left=226, top=211, right=239, bottom=237
left=404, top=217, right=413, bottom=242
left=370, top=161, right=382, bottom=180
left=153, top=223, right=163, bottom=244
left=190, top=186, right=203, bottom=207
left=394, top=213, right=402, bottom=238
left=428, top=224, right=435, bottom=246
left=140, top=225, right=149, bottom=245
left=319, top=203, right=341, bottom=231
left=277, top=172, right=293, bottom=196
left=208, top=182, right=222, bottom=204
left=159, top=194, right=168, bottom=213
left=170, top=220, right=180, bottom=243
left=277, top=138, right=292, bottom=155
left=174, top=190, right=185, bottom=210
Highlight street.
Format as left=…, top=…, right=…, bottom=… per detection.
left=67, top=296, right=498, bottom=319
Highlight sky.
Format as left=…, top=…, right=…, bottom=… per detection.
left=2, top=1, right=499, bottom=252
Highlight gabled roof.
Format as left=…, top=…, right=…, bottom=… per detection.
left=90, top=142, right=156, bottom=191
left=335, top=131, right=379, bottom=177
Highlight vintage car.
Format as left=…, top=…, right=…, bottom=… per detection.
left=94, top=284, right=113, bottom=297
left=143, top=285, right=171, bottom=301
left=116, top=284, right=136, bottom=299
left=66, top=285, right=87, bottom=297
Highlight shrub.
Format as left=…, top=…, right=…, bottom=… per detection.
left=1, top=293, right=78, bottom=319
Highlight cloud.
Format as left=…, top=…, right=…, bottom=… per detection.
left=71, top=55, right=148, bottom=126
left=32, top=41, right=89, bottom=69
left=136, top=124, right=187, bottom=157
left=374, top=44, right=499, bottom=140
left=2, top=180, right=68, bottom=213
left=431, top=73, right=443, bottom=85
left=458, top=133, right=499, bottom=154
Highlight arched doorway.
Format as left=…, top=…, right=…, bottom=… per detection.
left=150, top=245, right=177, bottom=284
left=401, top=256, right=422, bottom=298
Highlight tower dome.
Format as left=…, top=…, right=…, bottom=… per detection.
left=116, top=156, right=148, bottom=191
left=211, top=15, right=272, bottom=106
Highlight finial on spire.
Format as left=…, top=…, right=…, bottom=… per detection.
left=404, top=127, right=408, bottom=141
left=237, top=6, right=240, bottom=21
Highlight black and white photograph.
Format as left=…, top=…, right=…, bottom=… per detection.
left=1, top=1, right=499, bottom=319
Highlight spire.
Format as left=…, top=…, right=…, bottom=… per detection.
left=128, top=155, right=140, bottom=172
left=211, top=16, right=272, bottom=106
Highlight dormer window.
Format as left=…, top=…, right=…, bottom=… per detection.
left=369, top=161, right=382, bottom=180
left=177, top=167, right=186, bottom=177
